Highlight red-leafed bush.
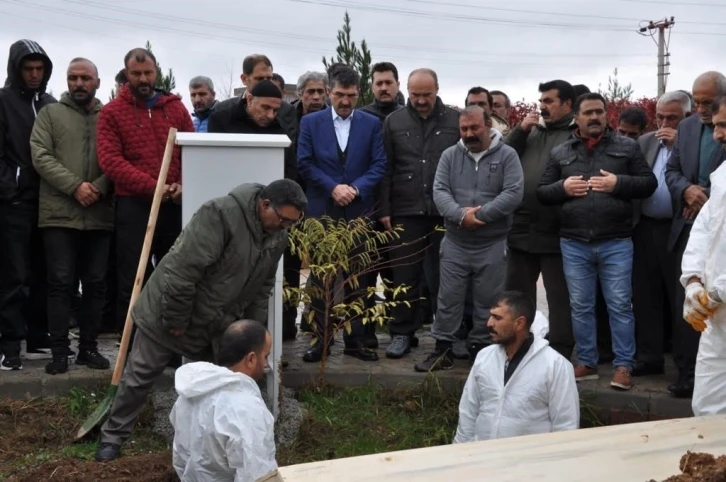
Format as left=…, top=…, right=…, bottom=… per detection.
left=508, top=97, right=659, bottom=132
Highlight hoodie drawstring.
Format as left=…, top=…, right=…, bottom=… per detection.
left=31, top=92, right=38, bottom=118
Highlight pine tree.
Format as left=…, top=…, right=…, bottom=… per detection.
left=145, top=41, right=176, bottom=93
left=598, top=68, right=633, bottom=102
left=322, top=12, right=373, bottom=106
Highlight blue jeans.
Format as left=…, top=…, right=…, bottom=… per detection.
left=560, top=238, right=635, bottom=370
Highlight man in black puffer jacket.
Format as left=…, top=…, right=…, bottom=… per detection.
left=537, top=93, right=656, bottom=392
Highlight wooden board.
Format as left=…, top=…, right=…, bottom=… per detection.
left=278, top=415, right=726, bottom=481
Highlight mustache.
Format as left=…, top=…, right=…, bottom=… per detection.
left=464, top=136, right=480, bottom=144
left=72, top=88, right=88, bottom=94
left=540, top=109, right=550, bottom=117
left=587, top=120, right=602, bottom=127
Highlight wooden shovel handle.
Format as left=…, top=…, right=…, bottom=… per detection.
left=111, top=127, right=178, bottom=384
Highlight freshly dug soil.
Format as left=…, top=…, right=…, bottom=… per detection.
left=7, top=452, right=179, bottom=482
left=650, top=451, right=726, bottom=482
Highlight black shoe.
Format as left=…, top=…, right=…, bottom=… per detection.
left=668, top=372, right=694, bottom=398
left=0, top=353, right=22, bottom=371
left=631, top=362, right=665, bottom=377
left=386, top=335, right=411, bottom=359
left=362, top=334, right=379, bottom=349
left=414, top=350, right=454, bottom=372
left=46, top=353, right=69, bottom=375
left=302, top=343, right=331, bottom=363
left=343, top=346, right=379, bottom=362
left=76, top=349, right=110, bottom=370
left=95, top=442, right=120, bottom=462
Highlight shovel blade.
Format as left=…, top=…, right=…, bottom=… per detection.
left=76, top=385, right=118, bottom=441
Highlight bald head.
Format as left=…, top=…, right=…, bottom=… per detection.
left=407, top=68, right=439, bottom=119
left=217, top=320, right=271, bottom=381
left=693, top=71, right=726, bottom=124
left=68, top=57, right=98, bottom=77
left=67, top=57, right=100, bottom=107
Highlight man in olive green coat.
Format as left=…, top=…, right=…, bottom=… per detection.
left=30, top=58, right=113, bottom=375
left=95, top=179, right=306, bottom=462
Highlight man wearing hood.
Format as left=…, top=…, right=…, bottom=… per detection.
left=504, top=80, right=578, bottom=362
left=0, top=39, right=56, bottom=370
left=170, top=320, right=278, bottom=481
left=189, top=75, right=217, bottom=133
left=97, top=47, right=194, bottom=344
left=95, top=179, right=306, bottom=462
left=30, top=58, right=112, bottom=375
left=417, top=106, right=523, bottom=372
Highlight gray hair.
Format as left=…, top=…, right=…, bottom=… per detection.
left=693, top=71, right=726, bottom=96
left=296, top=71, right=328, bottom=94
left=657, top=91, right=691, bottom=114
left=189, top=75, right=215, bottom=92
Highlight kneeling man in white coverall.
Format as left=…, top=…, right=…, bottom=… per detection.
left=454, top=291, right=579, bottom=443
left=681, top=96, right=726, bottom=416
left=170, top=319, right=277, bottom=482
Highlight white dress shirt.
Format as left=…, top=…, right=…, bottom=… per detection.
left=332, top=106, right=353, bottom=151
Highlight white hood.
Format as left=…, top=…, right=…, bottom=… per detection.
left=174, top=361, right=258, bottom=400
left=457, top=128, right=503, bottom=156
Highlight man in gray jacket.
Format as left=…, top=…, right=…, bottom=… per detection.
left=415, top=106, right=523, bottom=371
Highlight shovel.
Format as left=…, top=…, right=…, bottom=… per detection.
left=76, top=127, right=178, bottom=440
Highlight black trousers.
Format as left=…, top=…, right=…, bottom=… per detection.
left=44, top=228, right=111, bottom=353
left=115, top=197, right=181, bottom=332
left=505, top=248, right=574, bottom=360
left=387, top=216, right=443, bottom=336
left=0, top=201, right=47, bottom=354
left=672, top=224, right=700, bottom=376
left=632, top=216, right=679, bottom=366
left=282, top=246, right=302, bottom=337
left=101, top=231, right=118, bottom=332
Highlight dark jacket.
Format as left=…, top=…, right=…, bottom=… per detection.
left=132, top=183, right=288, bottom=360
left=96, top=84, right=194, bottom=198
left=537, top=130, right=657, bottom=242
left=665, top=114, right=726, bottom=250
left=505, top=114, right=576, bottom=253
left=297, top=107, right=386, bottom=220
left=30, top=93, right=113, bottom=231
left=208, top=97, right=298, bottom=184
left=378, top=98, right=460, bottom=218
left=215, top=95, right=298, bottom=145
left=0, top=39, right=56, bottom=202
left=359, top=99, right=404, bottom=123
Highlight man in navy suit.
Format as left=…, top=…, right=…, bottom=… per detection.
left=297, top=65, right=387, bottom=363
left=665, top=71, right=726, bottom=398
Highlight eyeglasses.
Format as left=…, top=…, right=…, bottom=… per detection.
left=273, top=206, right=302, bottom=227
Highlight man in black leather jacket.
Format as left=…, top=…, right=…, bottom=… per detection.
left=537, top=92, right=657, bottom=392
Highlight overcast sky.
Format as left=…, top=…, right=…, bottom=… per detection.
left=1, top=0, right=725, bottom=112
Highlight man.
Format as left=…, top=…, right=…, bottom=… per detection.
left=360, top=62, right=404, bottom=121
left=297, top=66, right=386, bottom=363
left=271, top=73, right=285, bottom=93
left=29, top=58, right=112, bottom=375
left=94, top=179, right=306, bottom=462
left=114, top=69, right=127, bottom=93
left=632, top=91, right=691, bottom=378
left=465, top=86, right=508, bottom=135
left=454, top=291, right=579, bottom=442
left=97, top=47, right=194, bottom=344
left=378, top=68, right=460, bottom=359
left=417, top=106, right=523, bottom=371
left=617, top=107, right=649, bottom=140
left=171, top=320, right=277, bottom=481
left=681, top=95, right=726, bottom=416
left=537, top=92, right=657, bottom=391
left=0, top=39, right=56, bottom=370
left=490, top=90, right=511, bottom=128
left=665, top=71, right=726, bottom=398
left=189, top=75, right=217, bottom=133
left=293, top=71, right=328, bottom=122
left=209, top=79, right=299, bottom=340
left=504, top=80, right=577, bottom=360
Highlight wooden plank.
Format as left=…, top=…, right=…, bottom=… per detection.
left=278, top=415, right=726, bottom=481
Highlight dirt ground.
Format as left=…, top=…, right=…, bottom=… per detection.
left=651, top=451, right=726, bottom=482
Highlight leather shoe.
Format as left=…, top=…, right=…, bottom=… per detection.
left=631, top=362, right=665, bottom=377
left=95, top=442, right=121, bottom=462
left=668, top=372, right=694, bottom=398
left=343, top=346, right=379, bottom=362
left=302, top=343, right=331, bottom=363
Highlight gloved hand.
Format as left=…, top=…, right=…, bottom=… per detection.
left=684, top=282, right=711, bottom=332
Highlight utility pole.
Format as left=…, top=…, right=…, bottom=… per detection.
left=640, top=17, right=675, bottom=97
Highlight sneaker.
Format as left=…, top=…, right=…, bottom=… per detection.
left=451, top=340, right=470, bottom=360
left=611, top=366, right=633, bottom=391
left=414, top=350, right=454, bottom=372
left=76, top=349, right=110, bottom=369
left=574, top=365, right=599, bottom=381
left=45, top=354, right=69, bottom=375
left=386, top=335, right=411, bottom=359
left=0, top=353, right=23, bottom=371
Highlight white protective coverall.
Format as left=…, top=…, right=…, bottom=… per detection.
left=170, top=362, right=277, bottom=482
left=454, top=336, right=579, bottom=443
left=681, top=162, right=726, bottom=416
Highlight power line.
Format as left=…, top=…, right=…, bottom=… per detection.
left=615, top=0, right=726, bottom=6
left=639, top=17, right=675, bottom=95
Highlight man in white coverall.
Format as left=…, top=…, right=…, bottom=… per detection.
left=681, top=96, right=726, bottom=416
left=170, top=319, right=278, bottom=482
left=454, top=291, right=579, bottom=443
